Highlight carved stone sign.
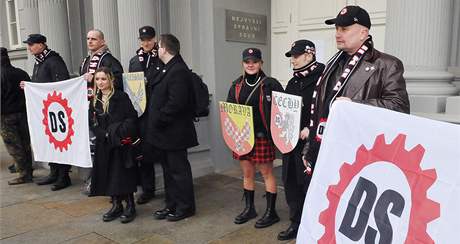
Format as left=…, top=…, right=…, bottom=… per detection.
left=225, top=9, right=267, bottom=44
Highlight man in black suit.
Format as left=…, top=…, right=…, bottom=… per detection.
left=147, top=34, right=198, bottom=222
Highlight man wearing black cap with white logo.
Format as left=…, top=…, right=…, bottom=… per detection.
left=128, top=26, right=162, bottom=205
left=302, top=6, right=410, bottom=182
left=20, top=34, right=72, bottom=191
left=278, top=40, right=325, bottom=241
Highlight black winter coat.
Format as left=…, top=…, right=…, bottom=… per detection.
left=128, top=52, right=161, bottom=77
left=146, top=55, right=198, bottom=150
left=1, top=64, right=30, bottom=114
left=31, top=51, right=69, bottom=83
left=89, top=90, right=138, bottom=196
left=80, top=52, right=124, bottom=90
left=227, top=73, right=284, bottom=140
left=282, top=62, right=325, bottom=185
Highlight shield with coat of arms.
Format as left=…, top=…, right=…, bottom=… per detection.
left=122, top=72, right=147, bottom=117
left=270, top=91, right=302, bottom=154
left=219, top=101, right=254, bottom=156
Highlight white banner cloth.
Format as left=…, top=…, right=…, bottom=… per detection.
left=24, top=76, right=91, bottom=167
left=297, top=101, right=460, bottom=244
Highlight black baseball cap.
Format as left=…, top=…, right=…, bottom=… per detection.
left=23, top=34, right=47, bottom=44
left=242, top=48, right=262, bottom=61
left=285, top=39, right=316, bottom=57
left=138, top=26, right=156, bottom=39
left=325, top=6, right=371, bottom=29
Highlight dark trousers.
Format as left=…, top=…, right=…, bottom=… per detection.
left=139, top=142, right=156, bottom=194
left=156, top=148, right=195, bottom=213
left=283, top=158, right=312, bottom=226
left=49, top=162, right=71, bottom=176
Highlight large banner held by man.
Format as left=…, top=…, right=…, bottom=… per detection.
left=123, top=72, right=146, bottom=117
left=297, top=101, right=460, bottom=243
left=24, top=76, right=91, bottom=168
left=219, top=101, right=254, bottom=156
left=270, top=91, right=302, bottom=153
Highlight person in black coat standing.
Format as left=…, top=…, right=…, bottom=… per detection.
left=128, top=26, right=162, bottom=205
left=148, top=34, right=198, bottom=222
left=89, top=67, right=139, bottom=223
left=1, top=47, right=33, bottom=185
left=20, top=34, right=72, bottom=191
left=79, top=29, right=124, bottom=195
left=277, top=40, right=325, bottom=241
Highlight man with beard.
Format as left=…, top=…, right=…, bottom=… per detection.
left=302, top=6, right=409, bottom=188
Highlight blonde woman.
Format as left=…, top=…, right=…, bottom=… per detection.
left=89, top=67, right=139, bottom=223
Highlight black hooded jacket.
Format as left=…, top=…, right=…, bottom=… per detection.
left=1, top=61, right=30, bottom=115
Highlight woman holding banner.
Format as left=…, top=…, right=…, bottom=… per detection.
left=226, top=48, right=283, bottom=228
left=89, top=67, right=139, bottom=224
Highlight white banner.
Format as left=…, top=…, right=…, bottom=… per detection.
left=24, top=76, right=91, bottom=168
left=298, top=101, right=460, bottom=243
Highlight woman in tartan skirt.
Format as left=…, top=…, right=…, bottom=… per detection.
left=226, top=48, right=284, bottom=228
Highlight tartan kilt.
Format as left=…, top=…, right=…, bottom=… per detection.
left=233, top=137, right=275, bottom=164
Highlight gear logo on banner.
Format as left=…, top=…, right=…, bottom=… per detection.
left=41, top=91, right=75, bottom=152
left=318, top=134, right=440, bottom=244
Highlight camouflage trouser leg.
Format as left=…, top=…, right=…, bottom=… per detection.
left=0, top=113, right=33, bottom=177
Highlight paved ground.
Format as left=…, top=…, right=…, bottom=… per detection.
left=0, top=154, right=296, bottom=244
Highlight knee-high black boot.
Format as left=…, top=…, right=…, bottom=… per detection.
left=234, top=189, right=257, bottom=224
left=120, top=194, right=136, bottom=223
left=103, top=196, right=123, bottom=222
left=255, top=192, right=280, bottom=228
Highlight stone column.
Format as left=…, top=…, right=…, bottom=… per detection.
left=385, top=0, right=458, bottom=113
left=92, top=0, right=120, bottom=59
left=169, top=0, right=193, bottom=67
left=19, top=0, right=40, bottom=73
left=38, top=0, right=72, bottom=69
left=117, top=0, right=157, bottom=68
left=66, top=0, right=84, bottom=75
left=449, top=0, right=460, bottom=90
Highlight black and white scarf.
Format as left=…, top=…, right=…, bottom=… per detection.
left=293, top=61, right=319, bottom=78
left=136, top=48, right=157, bottom=70
left=81, top=47, right=110, bottom=98
left=34, top=47, right=51, bottom=64
left=309, top=36, right=373, bottom=141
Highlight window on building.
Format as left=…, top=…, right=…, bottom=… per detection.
left=5, top=0, right=21, bottom=49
